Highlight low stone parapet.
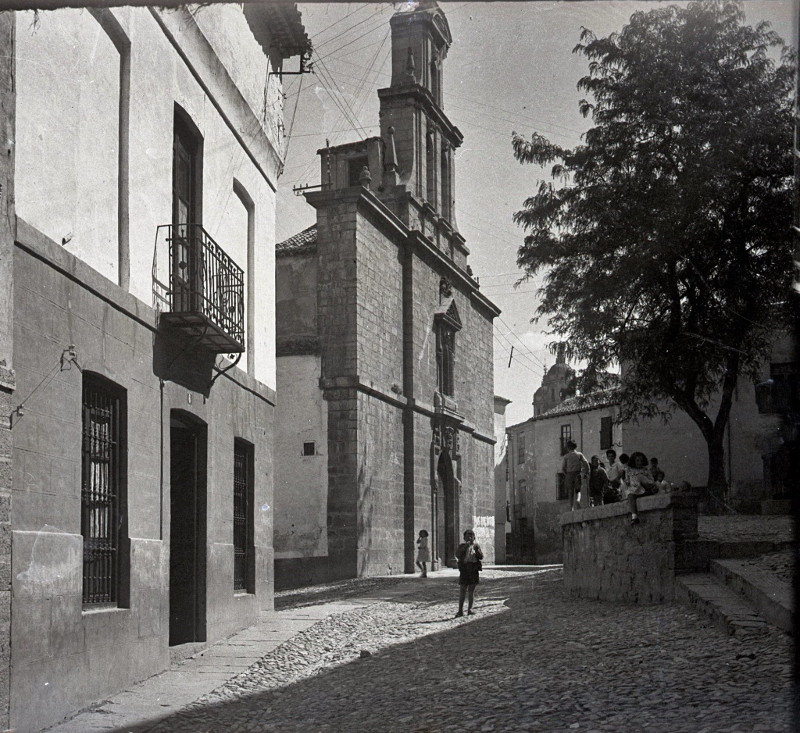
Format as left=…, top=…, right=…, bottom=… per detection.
left=560, top=493, right=699, bottom=604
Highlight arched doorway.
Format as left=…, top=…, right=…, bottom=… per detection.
left=436, top=450, right=458, bottom=567
left=169, top=410, right=207, bottom=646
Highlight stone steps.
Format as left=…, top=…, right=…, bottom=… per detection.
left=710, top=558, right=793, bottom=634
left=676, top=572, right=771, bottom=637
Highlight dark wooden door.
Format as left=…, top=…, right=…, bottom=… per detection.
left=169, top=419, right=207, bottom=645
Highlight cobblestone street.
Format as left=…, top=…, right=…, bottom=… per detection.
left=106, top=567, right=797, bottom=733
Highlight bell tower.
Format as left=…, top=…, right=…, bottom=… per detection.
left=378, top=1, right=462, bottom=229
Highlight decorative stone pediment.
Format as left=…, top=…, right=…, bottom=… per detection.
left=434, top=298, right=462, bottom=331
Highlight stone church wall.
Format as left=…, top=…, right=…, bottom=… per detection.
left=355, top=392, right=405, bottom=576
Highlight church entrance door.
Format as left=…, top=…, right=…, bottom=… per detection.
left=436, top=451, right=458, bottom=567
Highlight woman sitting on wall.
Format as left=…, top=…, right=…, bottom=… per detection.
left=624, top=451, right=656, bottom=525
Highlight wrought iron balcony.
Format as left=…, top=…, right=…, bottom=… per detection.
left=157, top=224, right=245, bottom=353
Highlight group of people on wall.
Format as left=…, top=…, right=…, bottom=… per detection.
left=562, top=441, right=679, bottom=525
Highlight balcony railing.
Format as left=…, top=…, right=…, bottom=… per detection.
left=157, top=224, right=245, bottom=353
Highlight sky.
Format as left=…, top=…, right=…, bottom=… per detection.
left=277, top=1, right=796, bottom=427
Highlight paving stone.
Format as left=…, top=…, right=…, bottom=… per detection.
left=43, top=567, right=796, bottom=733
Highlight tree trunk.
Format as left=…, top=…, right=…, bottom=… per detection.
left=705, top=434, right=728, bottom=514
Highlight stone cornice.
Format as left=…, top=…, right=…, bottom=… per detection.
left=378, top=85, right=463, bottom=148
left=306, top=186, right=500, bottom=320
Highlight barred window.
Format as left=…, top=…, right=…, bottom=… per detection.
left=82, top=374, right=126, bottom=606
left=233, top=440, right=253, bottom=593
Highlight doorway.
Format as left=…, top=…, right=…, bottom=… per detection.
left=169, top=412, right=207, bottom=646
left=436, top=450, right=458, bottom=567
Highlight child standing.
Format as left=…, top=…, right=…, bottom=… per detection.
left=415, top=529, right=430, bottom=577
left=455, top=529, right=483, bottom=617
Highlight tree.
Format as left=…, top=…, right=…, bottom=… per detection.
left=512, top=1, right=794, bottom=499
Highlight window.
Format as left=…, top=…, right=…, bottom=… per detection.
left=233, top=179, right=255, bottom=373
left=82, top=373, right=127, bottom=606
left=763, top=363, right=798, bottom=414
left=557, top=473, right=567, bottom=501
left=559, top=424, right=572, bottom=455
left=600, top=416, right=613, bottom=451
left=440, top=144, right=451, bottom=221
left=434, top=301, right=461, bottom=398
left=233, top=440, right=254, bottom=593
left=172, top=107, right=203, bottom=313
left=303, top=441, right=316, bottom=456
left=517, top=433, right=526, bottom=464
left=348, top=155, right=369, bottom=187
left=426, top=131, right=436, bottom=207
left=436, top=324, right=456, bottom=396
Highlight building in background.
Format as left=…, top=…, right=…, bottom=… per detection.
left=1, top=5, right=309, bottom=729
left=507, top=336, right=796, bottom=564
left=274, top=1, right=499, bottom=589
left=493, top=396, right=512, bottom=563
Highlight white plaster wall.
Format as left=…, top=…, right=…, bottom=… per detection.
left=531, top=406, right=618, bottom=505
left=622, top=410, right=709, bottom=487
left=15, top=6, right=279, bottom=391
left=622, top=389, right=768, bottom=492
left=15, top=10, right=120, bottom=281
left=507, top=419, right=536, bottom=513
left=274, top=355, right=328, bottom=558
left=192, top=7, right=285, bottom=156
left=493, top=401, right=509, bottom=560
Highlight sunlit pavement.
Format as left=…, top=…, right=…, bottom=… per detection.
left=45, top=564, right=796, bottom=733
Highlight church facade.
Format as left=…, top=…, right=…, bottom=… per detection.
left=275, top=2, right=500, bottom=588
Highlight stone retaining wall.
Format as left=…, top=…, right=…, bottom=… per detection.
left=561, top=493, right=699, bottom=604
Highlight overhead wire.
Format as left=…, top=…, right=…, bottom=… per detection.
left=313, top=7, right=396, bottom=64
left=349, top=28, right=391, bottom=128
left=493, top=333, right=542, bottom=377
left=496, top=316, right=548, bottom=370
left=309, top=3, right=372, bottom=41
left=313, top=4, right=388, bottom=51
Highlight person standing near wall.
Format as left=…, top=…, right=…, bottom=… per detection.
left=415, top=529, right=430, bottom=577
left=562, top=440, right=589, bottom=511
left=588, top=455, right=610, bottom=506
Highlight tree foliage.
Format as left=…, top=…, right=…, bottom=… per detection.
left=512, top=1, right=794, bottom=490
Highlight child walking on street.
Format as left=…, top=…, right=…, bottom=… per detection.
left=415, top=529, right=430, bottom=577
left=455, top=529, right=483, bottom=617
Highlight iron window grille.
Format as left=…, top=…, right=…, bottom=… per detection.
left=82, top=374, right=125, bottom=606
left=233, top=440, right=253, bottom=592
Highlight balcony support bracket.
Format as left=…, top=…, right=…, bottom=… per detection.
left=209, top=352, right=243, bottom=391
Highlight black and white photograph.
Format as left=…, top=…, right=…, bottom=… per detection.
left=0, top=0, right=797, bottom=730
